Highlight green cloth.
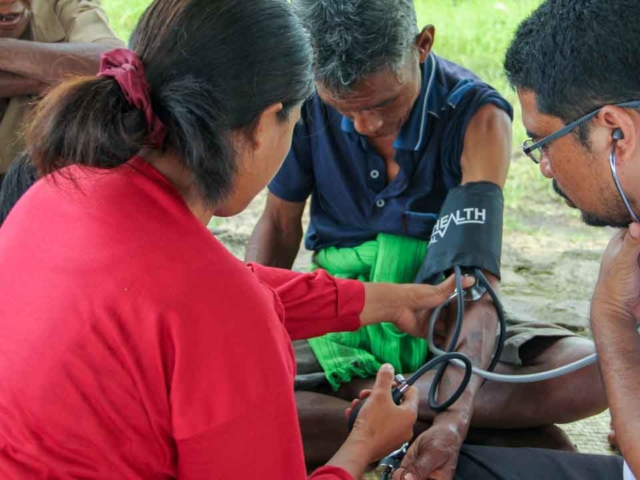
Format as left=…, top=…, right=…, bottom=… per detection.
left=308, top=233, right=429, bottom=390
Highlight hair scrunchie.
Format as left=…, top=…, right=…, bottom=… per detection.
left=97, top=48, right=167, bottom=148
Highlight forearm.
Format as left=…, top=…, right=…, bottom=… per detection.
left=0, top=38, right=121, bottom=84
left=323, top=438, right=370, bottom=480
left=591, top=308, right=640, bottom=474
left=428, top=284, right=499, bottom=424
left=245, top=215, right=302, bottom=268
left=0, top=71, right=45, bottom=97
left=248, top=264, right=364, bottom=340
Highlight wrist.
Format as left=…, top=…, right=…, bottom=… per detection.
left=361, top=283, right=409, bottom=327
left=591, top=296, right=637, bottom=327
left=432, top=410, right=471, bottom=441
left=326, top=436, right=372, bottom=479
left=432, top=394, right=473, bottom=433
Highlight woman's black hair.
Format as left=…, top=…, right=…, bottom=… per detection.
left=0, top=153, right=37, bottom=226
left=26, top=0, right=314, bottom=206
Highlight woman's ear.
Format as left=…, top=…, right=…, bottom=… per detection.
left=251, top=103, right=284, bottom=150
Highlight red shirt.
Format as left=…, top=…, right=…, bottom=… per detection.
left=0, top=158, right=364, bottom=479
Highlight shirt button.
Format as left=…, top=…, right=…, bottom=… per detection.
left=376, top=199, right=386, bottom=208
left=370, top=169, right=380, bottom=179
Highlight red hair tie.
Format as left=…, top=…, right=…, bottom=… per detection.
left=97, top=48, right=167, bottom=148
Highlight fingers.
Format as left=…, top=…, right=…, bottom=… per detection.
left=621, top=226, right=640, bottom=256
left=433, top=274, right=458, bottom=303
left=392, top=467, right=415, bottom=480
left=344, top=391, right=373, bottom=419
left=417, top=274, right=476, bottom=309
left=398, top=385, right=419, bottom=417
left=399, top=455, right=438, bottom=480
left=629, top=222, right=640, bottom=239
left=359, top=389, right=372, bottom=400
left=372, top=364, right=395, bottom=396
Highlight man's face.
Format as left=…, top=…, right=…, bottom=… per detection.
left=317, top=56, right=422, bottom=140
left=0, top=0, right=30, bottom=39
left=519, top=89, right=634, bottom=228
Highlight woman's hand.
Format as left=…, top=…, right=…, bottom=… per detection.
left=360, top=275, right=474, bottom=337
left=324, top=364, right=419, bottom=478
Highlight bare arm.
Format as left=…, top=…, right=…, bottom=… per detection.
left=591, top=310, right=640, bottom=474
left=398, top=104, right=513, bottom=478
left=0, top=71, right=46, bottom=98
left=245, top=192, right=306, bottom=268
left=589, top=225, right=640, bottom=475
left=0, top=37, right=122, bottom=86
left=433, top=103, right=512, bottom=421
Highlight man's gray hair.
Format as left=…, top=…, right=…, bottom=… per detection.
left=293, top=0, right=419, bottom=92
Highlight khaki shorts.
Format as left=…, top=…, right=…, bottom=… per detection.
left=293, top=316, right=578, bottom=391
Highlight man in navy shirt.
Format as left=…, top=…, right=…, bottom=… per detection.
left=247, top=0, right=607, bottom=474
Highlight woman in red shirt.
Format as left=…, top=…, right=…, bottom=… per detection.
left=0, top=0, right=461, bottom=478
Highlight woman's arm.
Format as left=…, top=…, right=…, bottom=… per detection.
left=249, top=263, right=463, bottom=340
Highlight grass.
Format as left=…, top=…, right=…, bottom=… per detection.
left=101, top=0, right=568, bottom=229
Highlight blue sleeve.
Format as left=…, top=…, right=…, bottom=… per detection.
left=268, top=102, right=315, bottom=203
left=440, top=81, right=513, bottom=189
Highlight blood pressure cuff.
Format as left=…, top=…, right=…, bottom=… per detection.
left=415, top=181, right=503, bottom=285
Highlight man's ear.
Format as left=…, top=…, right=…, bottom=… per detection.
left=596, top=106, right=638, bottom=166
left=415, top=25, right=435, bottom=63
left=251, top=102, right=284, bottom=150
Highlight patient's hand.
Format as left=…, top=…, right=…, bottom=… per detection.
left=393, top=421, right=465, bottom=480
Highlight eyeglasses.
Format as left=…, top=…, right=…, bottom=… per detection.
left=522, top=100, right=640, bottom=164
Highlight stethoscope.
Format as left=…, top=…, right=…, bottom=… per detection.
left=349, top=129, right=640, bottom=480
left=349, top=136, right=638, bottom=477
left=610, top=129, right=640, bottom=223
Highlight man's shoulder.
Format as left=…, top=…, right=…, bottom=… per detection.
left=433, top=54, right=482, bottom=84
left=297, top=91, right=342, bottom=135
left=432, top=54, right=510, bottom=115
left=301, top=92, right=330, bottom=118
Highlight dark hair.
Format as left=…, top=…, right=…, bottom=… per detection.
left=0, top=153, right=37, bottom=225
left=505, top=0, right=640, bottom=141
left=293, top=0, right=418, bottom=92
left=26, top=0, right=313, bottom=206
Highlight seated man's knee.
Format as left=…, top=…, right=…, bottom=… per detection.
left=534, top=337, right=606, bottom=421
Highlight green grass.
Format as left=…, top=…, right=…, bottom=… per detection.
left=413, top=0, right=557, bottom=218
left=102, top=0, right=148, bottom=41
left=102, top=0, right=557, bottom=226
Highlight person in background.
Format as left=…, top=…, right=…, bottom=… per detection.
left=0, top=0, right=123, bottom=186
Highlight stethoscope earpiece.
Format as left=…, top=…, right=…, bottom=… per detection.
left=613, top=128, right=624, bottom=141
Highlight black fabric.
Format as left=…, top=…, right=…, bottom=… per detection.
left=455, top=445, right=623, bottom=480
left=415, top=181, right=503, bottom=284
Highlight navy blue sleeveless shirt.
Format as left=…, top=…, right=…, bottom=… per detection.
left=268, top=54, right=513, bottom=251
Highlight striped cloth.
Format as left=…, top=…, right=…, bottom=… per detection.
left=308, top=233, right=429, bottom=390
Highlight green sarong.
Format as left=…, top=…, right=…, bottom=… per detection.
left=308, top=233, right=428, bottom=390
